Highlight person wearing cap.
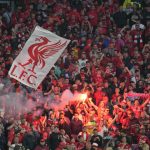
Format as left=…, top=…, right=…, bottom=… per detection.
left=34, top=139, right=49, bottom=150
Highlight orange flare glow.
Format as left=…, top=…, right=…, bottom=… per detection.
left=80, top=93, right=87, bottom=102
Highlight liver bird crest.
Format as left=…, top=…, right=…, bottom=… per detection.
left=19, top=36, right=67, bottom=74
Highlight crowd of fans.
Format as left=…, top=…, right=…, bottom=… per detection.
left=0, top=0, right=150, bottom=150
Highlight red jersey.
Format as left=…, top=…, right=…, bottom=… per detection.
left=94, top=91, right=103, bottom=106
left=88, top=8, right=98, bottom=26
left=8, top=128, right=15, bottom=144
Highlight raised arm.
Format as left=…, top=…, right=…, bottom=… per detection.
left=108, top=114, right=118, bottom=129
left=87, top=98, right=98, bottom=111
left=141, top=97, right=150, bottom=108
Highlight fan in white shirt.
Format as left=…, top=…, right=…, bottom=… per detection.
left=78, top=52, right=88, bottom=69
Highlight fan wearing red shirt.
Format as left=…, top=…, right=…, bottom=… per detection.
left=124, top=32, right=134, bottom=57
left=92, top=69, right=103, bottom=86
left=53, top=2, right=64, bottom=14
left=8, top=127, right=15, bottom=146
left=131, top=98, right=150, bottom=119
left=112, top=88, right=122, bottom=105
left=113, top=104, right=127, bottom=125
left=97, top=22, right=107, bottom=35
left=34, top=139, right=49, bottom=150
left=119, top=67, right=131, bottom=86
left=76, top=135, right=86, bottom=150
left=20, top=118, right=30, bottom=131
left=25, top=112, right=33, bottom=124
left=88, top=5, right=98, bottom=29
left=43, top=17, right=54, bottom=31
left=84, top=42, right=92, bottom=59
left=117, top=136, right=131, bottom=150
left=100, top=54, right=112, bottom=67
left=38, top=116, right=47, bottom=133
left=68, top=8, right=81, bottom=24
left=122, top=110, right=140, bottom=135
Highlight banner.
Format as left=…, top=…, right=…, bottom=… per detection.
left=9, top=26, right=70, bottom=89
left=127, top=93, right=150, bottom=98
